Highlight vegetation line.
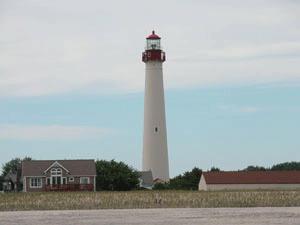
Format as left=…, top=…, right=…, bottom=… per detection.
left=1, top=190, right=300, bottom=211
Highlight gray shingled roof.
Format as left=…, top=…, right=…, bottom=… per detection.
left=22, top=160, right=96, bottom=177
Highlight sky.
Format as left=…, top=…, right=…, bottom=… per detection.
left=0, top=0, right=299, bottom=178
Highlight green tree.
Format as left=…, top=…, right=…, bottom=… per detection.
left=1, top=157, right=32, bottom=192
left=168, top=174, right=184, bottom=189
left=95, top=159, right=140, bottom=191
left=209, top=167, right=221, bottom=172
left=271, top=161, right=300, bottom=171
left=152, top=182, right=169, bottom=190
left=0, top=175, right=3, bottom=191
left=241, top=162, right=300, bottom=172
left=243, top=165, right=269, bottom=171
left=1, top=156, right=32, bottom=177
left=168, top=167, right=202, bottom=190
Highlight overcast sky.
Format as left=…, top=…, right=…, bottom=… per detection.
left=0, top=0, right=299, bottom=177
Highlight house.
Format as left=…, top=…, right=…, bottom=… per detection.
left=199, top=171, right=300, bottom=191
left=139, top=171, right=154, bottom=189
left=22, top=160, right=96, bottom=192
left=3, top=171, right=17, bottom=192
left=2, top=164, right=22, bottom=192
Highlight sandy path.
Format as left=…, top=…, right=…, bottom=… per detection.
left=0, top=207, right=300, bottom=225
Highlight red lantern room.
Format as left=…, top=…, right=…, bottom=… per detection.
left=142, top=31, right=166, bottom=63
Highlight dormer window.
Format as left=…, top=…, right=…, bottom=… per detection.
left=51, top=168, right=56, bottom=175
left=51, top=168, right=62, bottom=175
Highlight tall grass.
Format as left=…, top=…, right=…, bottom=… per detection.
left=1, top=190, right=300, bottom=211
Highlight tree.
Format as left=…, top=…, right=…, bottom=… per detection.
left=242, top=165, right=269, bottom=171
left=1, top=156, right=32, bottom=177
left=168, top=174, right=184, bottom=190
left=240, top=162, right=300, bottom=172
left=168, top=167, right=202, bottom=190
left=271, top=162, right=300, bottom=171
left=152, top=182, right=169, bottom=190
left=0, top=175, right=3, bottom=191
left=209, top=167, right=221, bottom=172
left=95, top=159, right=140, bottom=191
left=1, top=157, right=32, bottom=192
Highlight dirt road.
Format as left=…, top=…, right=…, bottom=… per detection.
left=1, top=207, right=299, bottom=225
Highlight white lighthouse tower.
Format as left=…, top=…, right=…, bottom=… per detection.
left=142, top=31, right=169, bottom=182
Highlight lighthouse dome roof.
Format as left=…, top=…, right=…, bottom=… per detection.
left=147, top=30, right=161, bottom=39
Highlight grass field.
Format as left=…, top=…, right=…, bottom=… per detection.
left=1, top=190, right=300, bottom=211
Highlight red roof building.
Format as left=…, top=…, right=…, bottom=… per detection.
left=199, top=171, right=300, bottom=191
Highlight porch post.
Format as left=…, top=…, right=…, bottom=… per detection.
left=23, top=177, right=26, bottom=192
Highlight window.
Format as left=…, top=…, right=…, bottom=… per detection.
left=46, top=178, right=51, bottom=185
left=57, top=168, right=62, bottom=175
left=51, top=168, right=56, bottom=175
left=63, top=177, right=67, bottom=185
left=57, top=176, right=61, bottom=185
left=51, top=168, right=62, bottom=175
left=80, top=177, right=90, bottom=184
left=69, top=177, right=74, bottom=182
left=30, top=178, right=42, bottom=188
left=154, top=126, right=159, bottom=133
left=51, top=168, right=62, bottom=186
left=52, top=176, right=56, bottom=185
left=161, top=52, right=165, bottom=60
left=147, top=39, right=160, bottom=50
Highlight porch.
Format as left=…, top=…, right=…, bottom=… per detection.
left=45, top=184, right=94, bottom=192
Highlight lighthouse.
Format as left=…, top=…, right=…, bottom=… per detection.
left=142, top=31, right=169, bottom=182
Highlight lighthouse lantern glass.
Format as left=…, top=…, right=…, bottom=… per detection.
left=147, top=39, right=160, bottom=50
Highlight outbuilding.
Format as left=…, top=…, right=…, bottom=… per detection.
left=199, top=171, right=300, bottom=191
left=139, top=171, right=154, bottom=189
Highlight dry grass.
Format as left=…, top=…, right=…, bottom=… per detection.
left=1, top=190, right=300, bottom=211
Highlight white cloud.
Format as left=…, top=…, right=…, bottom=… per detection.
left=0, top=0, right=299, bottom=97
left=0, top=124, right=124, bottom=141
left=184, top=42, right=300, bottom=60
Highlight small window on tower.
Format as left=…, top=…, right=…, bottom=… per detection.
left=154, top=127, right=158, bottom=133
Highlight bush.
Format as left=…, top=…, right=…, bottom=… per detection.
left=152, top=182, right=169, bottom=190
left=95, top=159, right=140, bottom=191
